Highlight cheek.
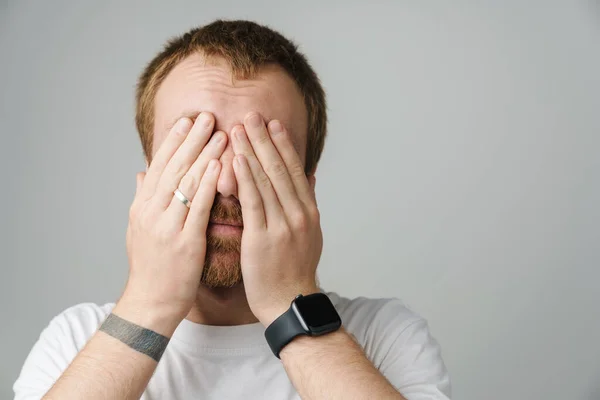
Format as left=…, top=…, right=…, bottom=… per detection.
left=298, top=143, right=309, bottom=170
left=287, top=131, right=307, bottom=164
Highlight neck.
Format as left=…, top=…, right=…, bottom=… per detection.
left=185, top=283, right=259, bottom=326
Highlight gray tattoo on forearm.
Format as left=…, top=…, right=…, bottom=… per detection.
left=99, top=313, right=170, bottom=362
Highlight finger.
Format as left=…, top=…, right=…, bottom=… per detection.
left=184, top=159, right=221, bottom=232
left=244, top=113, right=302, bottom=215
left=232, top=154, right=266, bottom=229
left=267, top=119, right=314, bottom=207
left=128, top=172, right=146, bottom=259
left=162, top=131, right=227, bottom=226
left=139, top=118, right=193, bottom=201
left=134, top=172, right=146, bottom=198
left=231, top=124, right=284, bottom=225
left=183, top=131, right=227, bottom=202
left=153, top=112, right=216, bottom=210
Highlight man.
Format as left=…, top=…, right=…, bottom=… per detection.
left=14, top=20, right=450, bottom=399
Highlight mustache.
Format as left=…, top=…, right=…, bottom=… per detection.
left=209, top=195, right=243, bottom=225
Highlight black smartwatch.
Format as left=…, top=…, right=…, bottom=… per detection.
left=264, top=292, right=342, bottom=358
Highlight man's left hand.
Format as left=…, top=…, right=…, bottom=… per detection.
left=230, top=112, right=322, bottom=327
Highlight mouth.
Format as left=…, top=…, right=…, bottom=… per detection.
left=207, top=220, right=243, bottom=236
left=209, top=220, right=243, bottom=228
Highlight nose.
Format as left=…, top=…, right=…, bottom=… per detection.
left=216, top=139, right=238, bottom=199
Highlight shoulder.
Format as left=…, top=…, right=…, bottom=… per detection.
left=325, top=291, right=451, bottom=398
left=326, top=291, right=422, bottom=345
left=24, top=301, right=115, bottom=363
left=45, top=302, right=115, bottom=349
left=13, top=303, right=115, bottom=399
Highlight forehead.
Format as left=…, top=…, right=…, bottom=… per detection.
left=153, top=53, right=308, bottom=156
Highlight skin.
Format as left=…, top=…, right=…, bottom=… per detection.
left=43, top=53, right=405, bottom=399
left=151, top=53, right=311, bottom=326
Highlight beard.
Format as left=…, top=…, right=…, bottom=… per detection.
left=199, top=195, right=244, bottom=288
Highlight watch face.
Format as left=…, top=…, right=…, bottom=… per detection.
left=294, top=293, right=341, bottom=334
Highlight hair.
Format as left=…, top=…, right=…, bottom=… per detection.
left=135, top=19, right=327, bottom=175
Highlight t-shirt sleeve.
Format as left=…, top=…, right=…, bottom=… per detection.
left=12, top=303, right=112, bottom=400
left=374, top=301, right=451, bottom=400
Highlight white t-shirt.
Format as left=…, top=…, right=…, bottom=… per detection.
left=13, top=291, right=451, bottom=399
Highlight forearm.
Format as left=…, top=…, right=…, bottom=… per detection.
left=44, top=299, right=181, bottom=400
left=280, top=328, right=406, bottom=400
left=43, top=330, right=156, bottom=400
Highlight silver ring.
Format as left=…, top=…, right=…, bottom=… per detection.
left=173, top=188, right=191, bottom=208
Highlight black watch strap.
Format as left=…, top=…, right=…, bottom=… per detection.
left=264, top=306, right=306, bottom=359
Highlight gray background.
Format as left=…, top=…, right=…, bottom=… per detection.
left=1, top=1, right=599, bottom=399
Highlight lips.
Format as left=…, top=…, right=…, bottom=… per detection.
left=209, top=220, right=243, bottom=227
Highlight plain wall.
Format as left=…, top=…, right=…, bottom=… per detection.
left=1, top=1, right=599, bottom=399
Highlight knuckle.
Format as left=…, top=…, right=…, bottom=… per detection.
left=172, top=163, right=189, bottom=182
left=275, top=225, right=293, bottom=241
left=178, top=174, right=198, bottom=198
left=256, top=134, right=271, bottom=145
left=266, top=162, right=287, bottom=177
left=290, top=211, right=309, bottom=232
left=308, top=206, right=321, bottom=222
left=128, top=203, right=139, bottom=221
left=129, top=198, right=150, bottom=222
left=256, top=171, right=272, bottom=188
left=289, top=163, right=306, bottom=179
left=160, top=168, right=184, bottom=193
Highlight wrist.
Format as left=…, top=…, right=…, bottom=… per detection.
left=263, top=291, right=342, bottom=358
left=112, top=294, right=187, bottom=338
left=258, top=284, right=321, bottom=327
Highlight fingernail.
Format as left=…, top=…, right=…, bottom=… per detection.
left=175, top=118, right=192, bottom=135
left=234, top=126, right=245, bottom=141
left=211, top=132, right=223, bottom=144
left=197, top=112, right=213, bottom=127
left=246, top=112, right=262, bottom=128
left=269, top=120, right=283, bottom=135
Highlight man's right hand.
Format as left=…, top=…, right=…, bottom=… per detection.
left=39, top=113, right=227, bottom=400
left=114, top=112, right=227, bottom=336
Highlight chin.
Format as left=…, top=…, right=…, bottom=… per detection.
left=200, top=249, right=243, bottom=288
